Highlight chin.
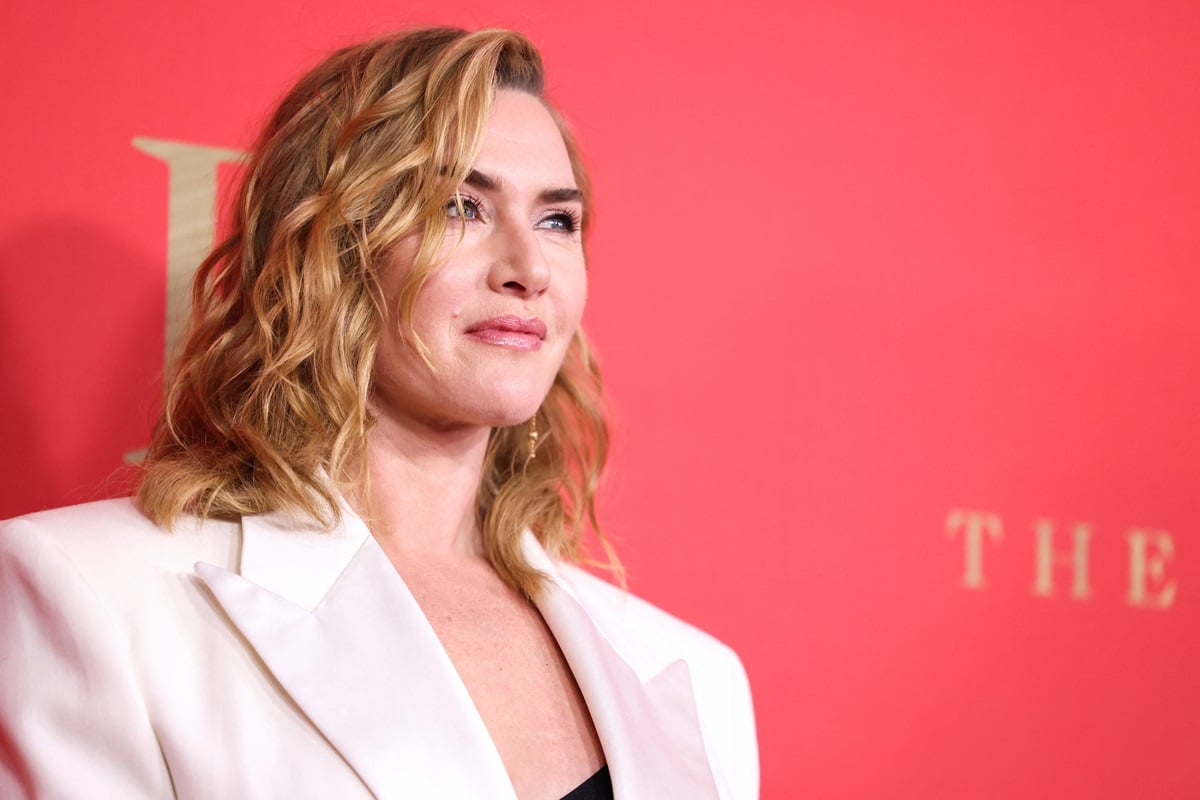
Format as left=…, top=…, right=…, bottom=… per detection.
left=471, top=381, right=553, bottom=428
left=478, top=400, right=546, bottom=429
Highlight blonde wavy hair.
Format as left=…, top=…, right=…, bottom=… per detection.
left=137, top=27, right=614, bottom=596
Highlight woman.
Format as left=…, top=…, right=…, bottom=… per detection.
left=0, top=27, right=758, bottom=799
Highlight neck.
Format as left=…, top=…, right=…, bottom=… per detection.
left=352, top=407, right=492, bottom=561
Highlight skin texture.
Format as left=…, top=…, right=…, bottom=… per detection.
left=357, top=90, right=603, bottom=800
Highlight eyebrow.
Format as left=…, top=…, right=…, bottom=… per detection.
left=465, top=169, right=584, bottom=205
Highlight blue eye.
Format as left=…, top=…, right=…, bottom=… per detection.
left=540, top=210, right=581, bottom=233
left=446, top=195, right=482, bottom=220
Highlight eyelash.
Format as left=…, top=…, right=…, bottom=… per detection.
left=543, top=208, right=582, bottom=234
left=445, top=192, right=582, bottom=234
left=446, top=193, right=484, bottom=222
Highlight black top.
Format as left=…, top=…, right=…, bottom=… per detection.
left=559, top=765, right=613, bottom=800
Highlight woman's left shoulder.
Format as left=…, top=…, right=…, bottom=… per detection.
left=556, top=563, right=748, bottom=676
left=556, top=563, right=760, bottom=799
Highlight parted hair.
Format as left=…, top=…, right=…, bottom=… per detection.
left=137, top=27, right=613, bottom=596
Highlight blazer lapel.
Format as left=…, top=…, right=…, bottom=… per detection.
left=194, top=511, right=515, bottom=800
left=195, top=509, right=718, bottom=800
left=523, top=535, right=721, bottom=799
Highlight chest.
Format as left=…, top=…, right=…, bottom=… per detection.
left=184, top=533, right=728, bottom=799
left=400, top=564, right=606, bottom=800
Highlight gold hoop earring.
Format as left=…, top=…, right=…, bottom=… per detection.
left=527, top=415, right=538, bottom=461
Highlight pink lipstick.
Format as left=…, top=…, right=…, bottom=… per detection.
left=465, top=314, right=547, bottom=351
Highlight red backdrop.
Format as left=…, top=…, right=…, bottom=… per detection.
left=3, top=1, right=1198, bottom=796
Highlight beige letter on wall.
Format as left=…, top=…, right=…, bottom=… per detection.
left=1031, top=519, right=1091, bottom=601
left=1127, top=529, right=1177, bottom=610
left=945, top=509, right=1003, bottom=590
left=132, top=137, right=244, bottom=373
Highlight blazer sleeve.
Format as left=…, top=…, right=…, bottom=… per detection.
left=729, top=651, right=759, bottom=800
left=0, top=518, right=173, bottom=798
left=702, top=645, right=759, bottom=800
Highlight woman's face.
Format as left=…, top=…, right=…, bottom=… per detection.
left=371, top=89, right=587, bottom=434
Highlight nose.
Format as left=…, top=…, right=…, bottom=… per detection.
left=487, top=222, right=550, bottom=299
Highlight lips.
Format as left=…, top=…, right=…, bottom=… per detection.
left=464, top=314, right=547, bottom=351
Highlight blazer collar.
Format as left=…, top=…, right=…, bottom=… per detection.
left=195, top=509, right=719, bottom=799
left=521, top=539, right=721, bottom=798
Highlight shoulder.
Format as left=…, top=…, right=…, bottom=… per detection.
left=4, top=497, right=157, bottom=551
left=0, top=499, right=205, bottom=796
left=558, top=564, right=743, bottom=675
left=1, top=498, right=239, bottom=605
left=2, top=495, right=227, bottom=543
left=558, top=565, right=761, bottom=799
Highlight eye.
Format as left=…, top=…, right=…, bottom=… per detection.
left=538, top=209, right=582, bottom=234
left=445, top=194, right=483, bottom=221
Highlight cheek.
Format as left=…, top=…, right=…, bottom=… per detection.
left=566, top=290, right=586, bottom=332
left=557, top=259, right=588, bottom=328
left=404, top=262, right=474, bottom=340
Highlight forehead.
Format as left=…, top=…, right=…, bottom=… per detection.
left=471, top=89, right=576, bottom=191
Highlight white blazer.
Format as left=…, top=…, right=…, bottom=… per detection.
left=0, top=498, right=758, bottom=799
